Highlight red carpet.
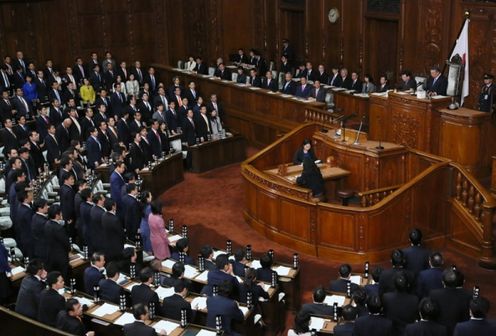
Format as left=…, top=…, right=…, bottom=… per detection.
left=160, top=152, right=496, bottom=331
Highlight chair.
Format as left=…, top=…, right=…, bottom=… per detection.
left=337, top=190, right=355, bottom=206
left=231, top=72, right=238, bottom=82
left=208, top=67, right=216, bottom=76
left=177, top=60, right=184, bottom=69
left=0, top=217, right=12, bottom=230
left=0, top=177, right=5, bottom=194
left=272, top=70, right=278, bottom=81
left=278, top=72, right=285, bottom=90
left=245, top=76, right=250, bottom=84
left=269, top=61, right=275, bottom=71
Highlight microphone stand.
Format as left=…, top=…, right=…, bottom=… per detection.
left=375, top=116, right=384, bottom=150
left=353, top=118, right=364, bottom=145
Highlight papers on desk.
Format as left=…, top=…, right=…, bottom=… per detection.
left=168, top=234, right=183, bottom=244
left=281, top=94, right=292, bottom=98
left=184, top=265, right=200, bottom=279
left=92, top=303, right=119, bottom=317
left=152, top=320, right=180, bottom=334
left=354, top=93, right=370, bottom=98
left=250, top=260, right=262, bottom=269
left=260, top=283, right=271, bottom=292
left=196, top=330, right=217, bottom=336
left=10, top=266, right=25, bottom=275
left=309, top=316, right=326, bottom=331
left=73, top=296, right=94, bottom=308
left=117, top=273, right=129, bottom=285
left=272, top=265, right=291, bottom=276
left=212, top=250, right=226, bottom=259
left=431, top=95, right=446, bottom=99
left=344, top=90, right=356, bottom=94
left=196, top=270, right=209, bottom=282
left=239, top=306, right=249, bottom=317
left=113, top=312, right=135, bottom=326
left=371, top=92, right=388, bottom=97
left=249, top=86, right=261, bottom=90
left=332, top=87, right=346, bottom=91
left=324, top=294, right=346, bottom=306
left=155, top=286, right=175, bottom=300
left=191, top=296, right=207, bottom=310
left=350, top=275, right=362, bottom=285
left=162, top=259, right=176, bottom=269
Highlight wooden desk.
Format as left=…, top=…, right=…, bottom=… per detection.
left=187, top=134, right=246, bottom=173
left=139, top=151, right=184, bottom=197
left=332, top=89, right=370, bottom=122
left=492, top=156, right=496, bottom=196
left=0, top=306, right=73, bottom=336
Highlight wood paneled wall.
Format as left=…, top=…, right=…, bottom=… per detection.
left=1, top=0, right=495, bottom=108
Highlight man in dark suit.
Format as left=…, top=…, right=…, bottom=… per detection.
left=339, top=68, right=353, bottom=89
left=15, top=259, right=47, bottom=319
left=35, top=71, right=49, bottom=103
left=123, top=303, right=167, bottom=336
left=83, top=252, right=106, bottom=296
left=402, top=228, right=430, bottom=277
left=131, top=268, right=161, bottom=313
left=138, top=92, right=153, bottom=123
left=14, top=115, right=30, bottom=142
left=200, top=245, right=217, bottom=271
left=255, top=253, right=274, bottom=283
left=97, top=121, right=111, bottom=158
left=206, top=281, right=244, bottom=335
left=86, top=127, right=102, bottom=169
left=430, top=269, right=471, bottom=335
left=101, top=198, right=124, bottom=262
left=129, top=132, right=146, bottom=171
left=55, top=118, right=72, bottom=153
left=184, top=81, right=199, bottom=107
left=72, top=58, right=86, bottom=85
left=350, top=72, right=363, bottom=91
left=329, top=264, right=360, bottom=294
left=89, top=193, right=106, bottom=254
left=59, top=172, right=76, bottom=226
left=300, top=287, right=335, bottom=316
left=170, top=238, right=195, bottom=266
left=195, top=105, right=211, bottom=141
left=81, top=108, right=96, bottom=140
left=312, top=80, right=327, bottom=102
left=354, top=295, right=393, bottom=336
left=279, top=55, right=293, bottom=75
left=262, top=71, right=278, bottom=92
left=206, top=93, right=224, bottom=121
left=397, top=70, right=417, bottom=91
left=301, top=62, right=317, bottom=81
left=49, top=98, right=64, bottom=126
left=12, top=89, right=33, bottom=119
left=453, top=296, right=496, bottom=336
left=214, top=63, right=232, bottom=80
left=231, top=249, right=248, bottom=278
left=147, top=120, right=163, bottom=158
left=103, top=64, right=116, bottom=91
left=15, top=190, right=35, bottom=258
left=0, top=90, right=14, bottom=121
left=98, top=262, right=124, bottom=304
left=38, top=271, right=66, bottom=326
left=35, top=106, right=50, bottom=140
left=424, top=66, right=448, bottom=96
left=182, top=109, right=197, bottom=146
left=194, top=57, right=208, bottom=75
left=110, top=161, right=126, bottom=211
left=162, top=279, right=193, bottom=322
left=1, top=118, right=20, bottom=155
left=45, top=124, right=61, bottom=169
left=89, top=65, right=103, bottom=92
left=117, top=111, right=132, bottom=146
left=295, top=76, right=312, bottom=98
left=383, top=273, right=419, bottom=336
left=13, top=67, right=25, bottom=89
left=379, top=249, right=414, bottom=296
left=122, top=183, right=141, bottom=241
left=44, top=204, right=71, bottom=279
left=110, top=83, right=127, bottom=118
left=333, top=304, right=357, bottom=336
left=93, top=103, right=108, bottom=127
left=416, top=252, right=444, bottom=298
left=31, top=198, right=49, bottom=262
left=404, top=298, right=447, bottom=336
left=144, top=67, right=158, bottom=94
left=56, top=298, right=95, bottom=336
left=204, top=254, right=240, bottom=298
left=248, top=69, right=262, bottom=87
left=67, top=108, right=82, bottom=141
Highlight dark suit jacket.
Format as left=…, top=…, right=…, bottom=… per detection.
left=15, top=274, right=45, bottom=319
left=86, top=136, right=102, bottom=169
left=117, top=119, right=131, bottom=146
left=14, top=124, right=30, bottom=142
left=131, top=283, right=160, bottom=313
left=44, top=219, right=70, bottom=276
left=262, top=78, right=278, bottom=92
left=404, top=320, right=447, bottom=336
left=147, top=129, right=163, bottom=158
left=162, top=293, right=193, bottom=322
left=203, top=269, right=240, bottom=298
left=312, top=87, right=327, bottom=102
left=194, top=63, right=208, bottom=75
left=181, top=117, right=197, bottom=146
left=416, top=267, right=443, bottom=298
left=101, top=211, right=124, bottom=261
left=45, top=134, right=61, bottom=169
left=38, top=288, right=65, bottom=326
left=214, top=68, right=232, bottom=80
left=123, top=321, right=157, bottom=336
left=79, top=201, right=93, bottom=246
left=379, top=268, right=414, bottom=296
left=340, top=76, right=353, bottom=89
left=0, top=98, right=14, bottom=121
left=425, top=75, right=448, bottom=96
left=453, top=319, right=496, bottom=336
left=31, top=213, right=48, bottom=261
left=56, top=311, right=87, bottom=336
left=231, top=261, right=246, bottom=278
left=165, top=109, right=180, bottom=132
left=89, top=205, right=106, bottom=253
left=55, top=125, right=71, bottom=153
left=12, top=95, right=33, bottom=117
left=329, top=278, right=359, bottom=295
left=383, top=291, right=419, bottom=336
left=402, top=245, right=430, bottom=276
left=129, top=141, right=146, bottom=171
left=206, top=295, right=244, bottom=333
left=110, top=171, right=126, bottom=207
left=194, top=114, right=211, bottom=140
left=350, top=80, right=363, bottom=92
left=98, top=278, right=123, bottom=304
left=110, top=92, right=126, bottom=118
left=354, top=314, right=393, bottom=336
left=333, top=322, right=355, bottom=336
left=430, top=287, right=471, bottom=335
left=0, top=128, right=19, bottom=154
left=122, top=194, right=141, bottom=239
left=249, top=76, right=262, bottom=87
left=295, top=84, right=312, bottom=98
left=59, top=184, right=76, bottom=223
left=256, top=267, right=273, bottom=283
left=300, top=302, right=335, bottom=316
left=138, top=100, right=153, bottom=123
left=16, top=203, right=34, bottom=257
left=397, top=78, right=417, bottom=91
left=130, top=67, right=144, bottom=84
left=84, top=265, right=104, bottom=296
left=89, top=71, right=103, bottom=91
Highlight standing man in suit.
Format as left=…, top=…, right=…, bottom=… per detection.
left=194, top=57, right=208, bottom=75
left=73, top=57, right=86, bottom=85
left=353, top=295, right=393, bottom=336
left=89, top=193, right=106, bottom=254
left=31, top=198, right=49, bottom=262
left=89, top=64, right=103, bottom=92
left=110, top=83, right=127, bottom=118
left=86, top=127, right=102, bottom=169
left=424, top=66, right=448, bottom=96
left=122, top=183, right=141, bottom=241
left=182, top=109, right=197, bottom=149
left=55, top=118, right=72, bottom=153
left=131, top=268, right=161, bottom=313
left=339, top=68, right=353, bottom=89
left=416, top=252, right=444, bottom=298
left=131, top=61, right=144, bottom=85
left=1, top=118, right=20, bottom=155
left=333, top=305, right=358, bottom=336
left=45, top=124, right=61, bottom=169
left=15, top=259, right=47, bottom=319
left=453, top=296, right=496, bottom=335
left=110, top=161, right=126, bottom=212
left=44, top=204, right=71, bottom=279
left=117, top=110, right=132, bottom=146
left=129, top=132, right=146, bottom=172
left=206, top=281, right=244, bottom=335
left=38, top=271, right=66, bottom=326
left=81, top=108, right=96, bottom=140
left=98, top=262, right=123, bottom=304
left=162, top=279, right=193, bottom=322
left=404, top=298, right=447, bottom=336
left=147, top=120, right=163, bottom=158
left=144, top=67, right=158, bottom=94
left=83, top=252, right=105, bottom=296
left=12, top=88, right=33, bottom=118
left=478, top=73, right=495, bottom=113
left=123, top=303, right=167, bottom=336
left=312, top=80, right=327, bottom=102
left=101, top=198, right=124, bottom=262
left=402, top=228, right=430, bottom=277
left=195, top=105, right=211, bottom=141
left=59, top=170, right=76, bottom=222
left=0, top=89, right=13, bottom=121
left=16, top=190, right=35, bottom=258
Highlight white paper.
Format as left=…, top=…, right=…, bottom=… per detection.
left=73, top=296, right=94, bottom=308
left=92, top=303, right=119, bottom=317
left=250, top=260, right=262, bottom=269
left=309, top=316, right=325, bottom=331
left=155, top=286, right=175, bottom=300
left=152, top=320, right=180, bottom=334
left=260, top=283, right=271, bottom=292
left=117, top=273, right=129, bottom=285
left=239, top=306, right=249, bottom=317
left=196, top=270, right=209, bottom=282
left=234, top=275, right=244, bottom=284
left=212, top=250, right=226, bottom=259
left=350, top=275, right=362, bottom=285
left=191, top=296, right=207, bottom=310
left=272, top=265, right=291, bottom=276
left=161, top=259, right=176, bottom=269
left=323, top=294, right=346, bottom=306
left=168, top=234, right=182, bottom=244
left=431, top=95, right=446, bottom=99
left=184, top=265, right=199, bottom=279
left=124, top=244, right=134, bottom=249
left=11, top=266, right=25, bottom=275
left=196, top=330, right=217, bottom=336
left=113, top=312, right=135, bottom=326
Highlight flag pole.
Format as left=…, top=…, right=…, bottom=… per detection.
left=442, top=11, right=470, bottom=75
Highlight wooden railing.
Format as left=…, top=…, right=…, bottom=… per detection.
left=304, top=107, right=338, bottom=127
left=357, top=184, right=402, bottom=207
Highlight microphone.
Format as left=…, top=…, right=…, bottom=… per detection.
left=416, top=82, right=424, bottom=87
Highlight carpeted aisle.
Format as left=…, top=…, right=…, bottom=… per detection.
left=160, top=158, right=496, bottom=333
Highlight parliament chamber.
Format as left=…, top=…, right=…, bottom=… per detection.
left=2, top=0, right=496, bottom=335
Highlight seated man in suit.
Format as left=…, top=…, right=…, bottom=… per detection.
left=248, top=69, right=262, bottom=87
left=312, top=80, right=327, bottom=102
left=38, top=271, right=66, bottom=327
left=206, top=280, right=244, bottom=335
left=454, top=296, right=496, bottom=336
left=339, top=68, right=353, bottom=89
left=354, top=295, right=393, bottom=336
left=334, top=304, right=358, bottom=336
left=364, top=267, right=382, bottom=298
left=262, top=70, right=278, bottom=92
left=231, top=249, right=248, bottom=278
left=83, top=252, right=106, bottom=296
left=416, top=252, right=444, bottom=299
left=350, top=72, right=363, bottom=92
left=203, top=254, right=240, bottom=298
left=98, top=261, right=124, bottom=304
left=213, top=63, right=231, bottom=80
left=295, top=76, right=312, bottom=98
left=397, top=70, right=417, bottom=92
left=171, top=237, right=195, bottom=265
left=15, top=259, right=47, bottom=319
left=281, top=72, right=296, bottom=95
left=329, top=264, right=360, bottom=294
left=200, top=245, right=217, bottom=271
left=424, top=66, right=448, bottom=96
left=162, top=279, right=194, bottom=323
left=57, top=298, right=95, bottom=336
left=131, top=268, right=160, bottom=314
left=235, top=67, right=247, bottom=84
left=123, top=303, right=166, bottom=336
left=256, top=252, right=274, bottom=283
left=383, top=273, right=419, bottom=336
left=160, top=261, right=192, bottom=290
left=402, top=228, right=430, bottom=277
left=404, top=298, right=446, bottom=336
left=300, top=287, right=334, bottom=316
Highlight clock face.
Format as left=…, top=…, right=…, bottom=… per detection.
left=328, top=8, right=340, bottom=23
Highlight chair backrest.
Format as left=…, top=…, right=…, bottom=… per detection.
left=231, top=72, right=238, bottom=82
left=208, top=67, right=216, bottom=76
left=246, top=76, right=250, bottom=84
left=0, top=177, right=5, bottom=194
left=269, top=61, right=275, bottom=71
left=51, top=175, right=59, bottom=187
left=278, top=72, right=285, bottom=90
left=177, top=60, right=184, bottom=69
left=325, top=92, right=333, bottom=107
left=272, top=70, right=278, bottom=81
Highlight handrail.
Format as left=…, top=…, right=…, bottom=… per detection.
left=357, top=184, right=403, bottom=207
left=450, top=162, right=496, bottom=207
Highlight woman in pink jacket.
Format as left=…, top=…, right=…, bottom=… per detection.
left=148, top=200, right=171, bottom=260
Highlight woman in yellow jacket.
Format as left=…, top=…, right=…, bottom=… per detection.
left=80, top=78, right=96, bottom=104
